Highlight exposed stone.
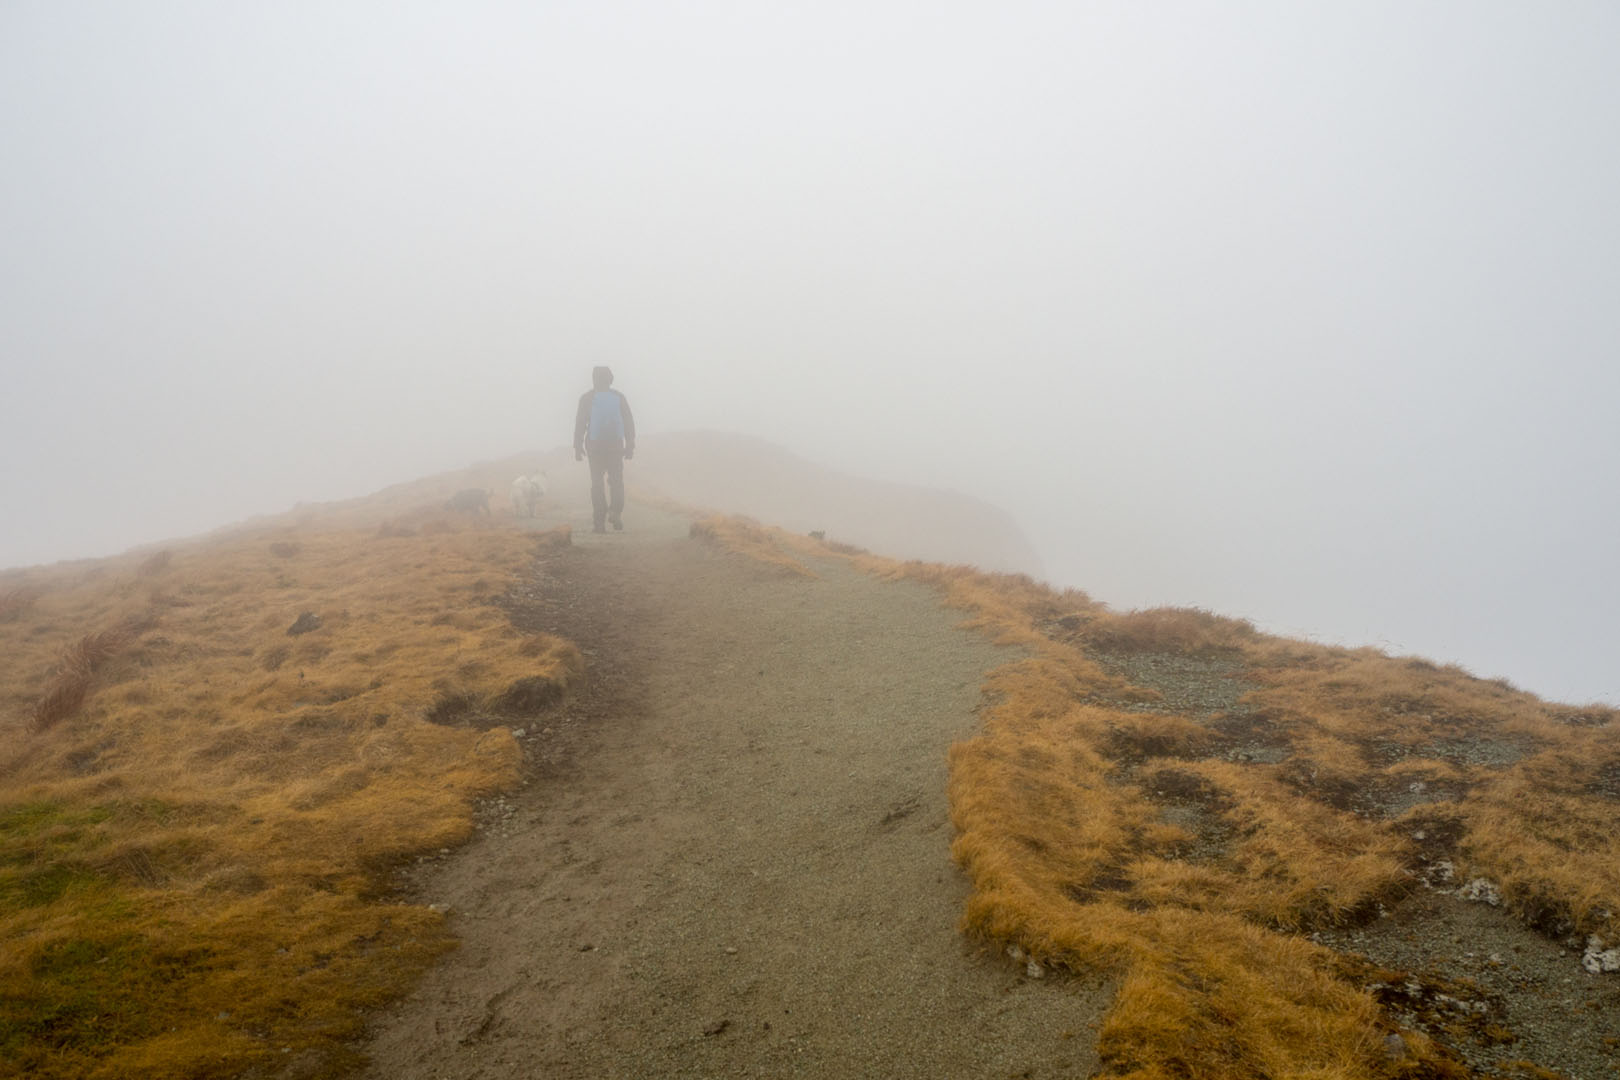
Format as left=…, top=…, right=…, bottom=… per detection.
left=286, top=611, right=322, bottom=636
left=1457, top=878, right=1501, bottom=906
left=1582, top=936, right=1620, bottom=974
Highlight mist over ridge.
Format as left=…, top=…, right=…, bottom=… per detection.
left=3, top=3, right=1617, bottom=707
left=200, top=432, right=1046, bottom=578
left=628, top=431, right=1044, bottom=577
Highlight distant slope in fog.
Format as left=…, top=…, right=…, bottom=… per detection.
left=158, top=430, right=1041, bottom=579
left=629, top=430, right=1045, bottom=577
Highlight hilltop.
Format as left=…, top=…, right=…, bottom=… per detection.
left=198, top=431, right=1042, bottom=581
left=2, top=450, right=1618, bottom=1080
left=626, top=430, right=1046, bottom=577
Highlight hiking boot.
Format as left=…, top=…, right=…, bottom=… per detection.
left=610, top=516, right=623, bottom=531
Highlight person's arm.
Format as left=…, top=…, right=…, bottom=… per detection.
left=573, top=392, right=591, bottom=459
left=619, top=393, right=635, bottom=458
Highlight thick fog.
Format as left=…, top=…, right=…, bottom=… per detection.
left=3, top=3, right=1616, bottom=705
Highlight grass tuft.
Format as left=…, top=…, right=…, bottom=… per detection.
left=688, top=516, right=817, bottom=578
left=32, top=617, right=154, bottom=732
left=0, top=585, right=43, bottom=623
left=135, top=550, right=171, bottom=577
left=1085, top=606, right=1259, bottom=656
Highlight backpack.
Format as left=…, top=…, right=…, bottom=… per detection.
left=588, top=390, right=624, bottom=442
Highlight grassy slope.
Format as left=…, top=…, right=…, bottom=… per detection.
left=695, top=514, right=1620, bottom=1080
left=0, top=493, right=577, bottom=1078
left=7, top=486, right=1614, bottom=1080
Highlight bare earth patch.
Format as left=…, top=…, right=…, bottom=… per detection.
left=1314, top=889, right=1620, bottom=1079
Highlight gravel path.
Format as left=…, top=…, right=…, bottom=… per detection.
left=357, top=499, right=1107, bottom=1078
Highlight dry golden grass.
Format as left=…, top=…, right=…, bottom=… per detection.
left=30, top=617, right=155, bottom=731
left=688, top=515, right=817, bottom=579
left=692, top=512, right=1619, bottom=1079
left=1243, top=646, right=1620, bottom=938
left=0, top=517, right=579, bottom=1079
left=0, top=585, right=43, bottom=623
left=1084, top=605, right=1261, bottom=656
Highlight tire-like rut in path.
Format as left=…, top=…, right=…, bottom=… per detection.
left=360, top=511, right=1107, bottom=1078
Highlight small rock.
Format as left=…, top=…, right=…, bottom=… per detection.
left=1582, top=936, right=1620, bottom=974
left=428, top=903, right=450, bottom=914
left=723, top=946, right=739, bottom=955
left=513, top=728, right=527, bottom=738
left=1383, top=1033, right=1407, bottom=1061
left=286, top=611, right=322, bottom=636
left=1026, top=959, right=1045, bottom=979
left=1457, top=878, right=1501, bottom=906
left=1006, top=945, right=1026, bottom=963
left=702, top=1018, right=730, bottom=1036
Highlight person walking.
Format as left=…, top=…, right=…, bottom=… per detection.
left=573, top=366, right=636, bottom=533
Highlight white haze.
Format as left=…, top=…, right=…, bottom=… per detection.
left=3, top=2, right=1616, bottom=705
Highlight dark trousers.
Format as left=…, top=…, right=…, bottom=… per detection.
left=587, top=448, right=624, bottom=527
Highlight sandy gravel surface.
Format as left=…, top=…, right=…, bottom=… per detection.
left=357, top=498, right=1107, bottom=1078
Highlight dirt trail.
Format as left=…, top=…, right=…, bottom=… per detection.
left=359, top=500, right=1108, bottom=1078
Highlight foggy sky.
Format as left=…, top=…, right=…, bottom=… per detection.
left=3, top=2, right=1617, bottom=705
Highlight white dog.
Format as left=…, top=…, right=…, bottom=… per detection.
left=510, top=471, right=547, bottom=518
